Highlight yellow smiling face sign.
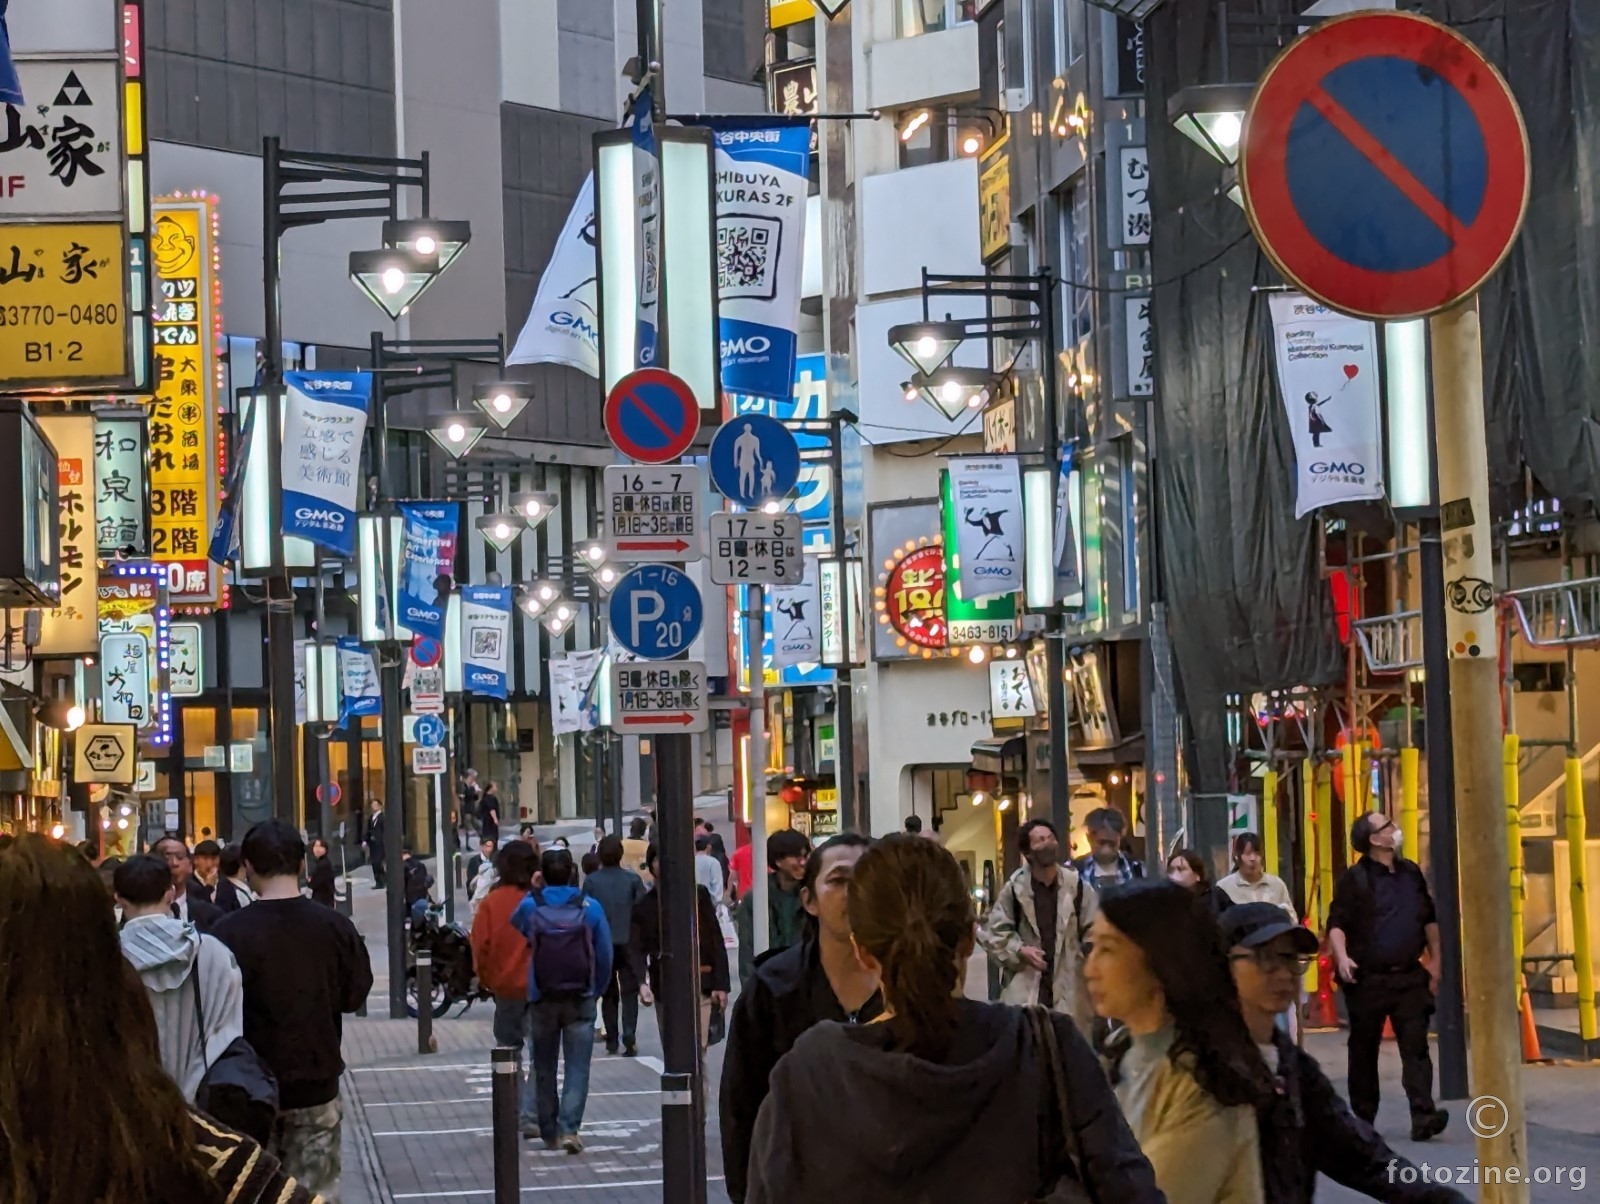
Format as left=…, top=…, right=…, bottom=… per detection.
left=151, top=214, right=197, bottom=279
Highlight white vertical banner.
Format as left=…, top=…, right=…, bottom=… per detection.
left=1118, top=146, right=1152, bottom=246
left=507, top=174, right=600, bottom=375
left=461, top=585, right=513, bottom=699
left=280, top=371, right=371, bottom=556
left=769, top=559, right=823, bottom=667
left=633, top=88, right=661, bottom=369
left=1267, top=293, right=1385, bottom=518
left=948, top=457, right=1024, bottom=601
left=293, top=638, right=311, bottom=725
left=989, top=659, right=1039, bottom=719
left=552, top=649, right=606, bottom=735
left=1124, top=295, right=1154, bottom=397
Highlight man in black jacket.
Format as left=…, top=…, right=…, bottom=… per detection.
left=629, top=844, right=729, bottom=1052
left=1328, top=811, right=1448, bottom=1140
left=151, top=835, right=223, bottom=932
left=721, top=834, right=882, bottom=1203
left=1223, top=904, right=1466, bottom=1204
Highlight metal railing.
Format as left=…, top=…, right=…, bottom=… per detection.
left=1505, top=577, right=1600, bottom=647
left=1353, top=611, right=1424, bottom=674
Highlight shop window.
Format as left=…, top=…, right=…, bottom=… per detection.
left=898, top=0, right=978, bottom=38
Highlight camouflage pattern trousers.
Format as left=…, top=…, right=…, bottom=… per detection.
left=272, top=1098, right=343, bottom=1204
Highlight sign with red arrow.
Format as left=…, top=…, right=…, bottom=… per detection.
left=602, top=463, right=705, bottom=563
left=610, top=660, right=709, bottom=734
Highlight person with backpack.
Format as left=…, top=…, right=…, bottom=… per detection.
left=510, top=847, right=613, bottom=1154
left=214, top=819, right=374, bottom=1201
left=977, top=819, right=1098, bottom=1032
left=114, top=854, right=246, bottom=1103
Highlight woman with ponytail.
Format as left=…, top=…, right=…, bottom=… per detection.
left=745, top=834, right=1163, bottom=1204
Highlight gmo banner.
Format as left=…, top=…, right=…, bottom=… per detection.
left=338, top=637, right=381, bottom=724
left=460, top=585, right=512, bottom=700
left=947, top=457, right=1024, bottom=601
left=398, top=502, right=459, bottom=641
left=633, top=87, right=661, bottom=369
left=710, top=121, right=811, bottom=401
left=281, top=371, right=371, bottom=556
left=1268, top=292, right=1384, bottom=519
left=507, top=174, right=600, bottom=375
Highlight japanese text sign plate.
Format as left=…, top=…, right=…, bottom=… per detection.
left=412, top=746, right=447, bottom=776
left=610, top=660, right=709, bottom=734
left=1239, top=11, right=1529, bottom=321
left=0, top=59, right=124, bottom=218
left=603, top=463, right=705, bottom=563
left=709, top=512, right=803, bottom=585
left=0, top=220, right=127, bottom=385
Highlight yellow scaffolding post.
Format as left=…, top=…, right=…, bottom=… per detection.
left=1357, top=740, right=1372, bottom=813
left=1303, top=758, right=1318, bottom=995
left=1505, top=735, right=1523, bottom=974
left=1262, top=767, right=1280, bottom=878
left=1566, top=758, right=1596, bottom=1041
left=1400, top=745, right=1421, bottom=858
left=1340, top=743, right=1360, bottom=848
left=1317, top=763, right=1335, bottom=930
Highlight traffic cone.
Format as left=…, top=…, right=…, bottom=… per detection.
left=1520, top=976, right=1546, bottom=1062
left=1306, top=948, right=1341, bottom=1030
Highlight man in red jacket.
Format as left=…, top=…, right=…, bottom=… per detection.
left=469, top=839, right=538, bottom=1136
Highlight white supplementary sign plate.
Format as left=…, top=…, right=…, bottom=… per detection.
left=610, top=660, right=708, bottom=734
left=603, top=463, right=704, bottom=563
left=412, top=746, right=447, bottom=775
left=709, top=511, right=804, bottom=585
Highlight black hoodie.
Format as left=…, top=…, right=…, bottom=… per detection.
left=746, top=998, right=1166, bottom=1204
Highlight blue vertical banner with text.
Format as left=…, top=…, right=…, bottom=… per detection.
left=398, top=502, right=459, bottom=640
left=0, top=0, right=21, bottom=106
left=633, top=86, right=661, bottom=369
left=338, top=637, right=381, bottom=725
left=460, top=585, right=513, bottom=699
left=281, top=371, right=371, bottom=557
left=708, top=121, right=811, bottom=400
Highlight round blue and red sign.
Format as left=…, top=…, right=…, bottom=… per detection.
left=604, top=368, right=701, bottom=464
left=410, top=635, right=443, bottom=669
left=1239, top=11, right=1529, bottom=320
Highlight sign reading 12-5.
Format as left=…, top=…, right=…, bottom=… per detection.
left=609, top=564, right=704, bottom=660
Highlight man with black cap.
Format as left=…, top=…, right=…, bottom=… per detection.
left=1223, top=903, right=1465, bottom=1204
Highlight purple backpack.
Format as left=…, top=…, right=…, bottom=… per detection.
left=527, top=892, right=595, bottom=995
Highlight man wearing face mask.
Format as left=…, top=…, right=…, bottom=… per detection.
left=1327, top=811, right=1448, bottom=1142
left=978, top=819, right=1097, bottom=1033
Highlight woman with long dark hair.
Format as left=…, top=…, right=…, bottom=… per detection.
left=745, top=835, right=1162, bottom=1204
left=306, top=836, right=337, bottom=908
left=1085, top=879, right=1272, bottom=1204
left=0, top=833, right=317, bottom=1203
left=1167, top=847, right=1233, bottom=917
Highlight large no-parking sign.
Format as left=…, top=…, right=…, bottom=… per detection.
left=1238, top=11, right=1529, bottom=321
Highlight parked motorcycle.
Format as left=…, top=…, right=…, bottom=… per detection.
left=406, top=902, right=489, bottom=1018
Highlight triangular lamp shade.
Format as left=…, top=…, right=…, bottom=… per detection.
left=348, top=248, right=442, bottom=320
left=427, top=417, right=487, bottom=460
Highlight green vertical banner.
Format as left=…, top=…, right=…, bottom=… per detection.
left=940, top=469, right=1018, bottom=645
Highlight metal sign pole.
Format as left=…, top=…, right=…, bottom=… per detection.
left=748, top=585, right=769, bottom=957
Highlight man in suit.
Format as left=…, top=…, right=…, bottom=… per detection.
left=151, top=835, right=224, bottom=932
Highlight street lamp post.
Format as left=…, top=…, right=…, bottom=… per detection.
left=888, top=270, right=1070, bottom=838
left=259, top=139, right=435, bottom=821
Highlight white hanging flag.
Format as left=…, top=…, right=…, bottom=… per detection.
left=948, top=457, right=1025, bottom=601
left=769, top=559, right=823, bottom=668
left=551, top=649, right=606, bottom=735
left=1268, top=293, right=1384, bottom=519
left=507, top=174, right=600, bottom=376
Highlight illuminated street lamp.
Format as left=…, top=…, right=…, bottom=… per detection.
left=912, top=366, right=993, bottom=421
left=427, top=414, right=488, bottom=459
left=383, top=218, right=471, bottom=277
left=347, top=247, right=442, bottom=319
left=888, top=320, right=966, bottom=377
left=1167, top=83, right=1252, bottom=165
left=472, top=381, right=531, bottom=430
left=302, top=640, right=342, bottom=725
left=476, top=512, right=524, bottom=553
left=512, top=491, right=559, bottom=525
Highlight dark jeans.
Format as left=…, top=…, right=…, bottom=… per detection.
left=601, top=944, right=639, bottom=1049
left=1345, top=965, right=1438, bottom=1123
left=530, top=995, right=598, bottom=1140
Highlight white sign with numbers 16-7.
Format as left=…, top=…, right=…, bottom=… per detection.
left=709, top=512, right=803, bottom=585
left=603, top=464, right=705, bottom=563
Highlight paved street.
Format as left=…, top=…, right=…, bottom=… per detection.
left=336, top=860, right=1598, bottom=1203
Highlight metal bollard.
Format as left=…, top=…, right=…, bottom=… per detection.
left=416, top=950, right=434, bottom=1055
left=491, top=1045, right=521, bottom=1203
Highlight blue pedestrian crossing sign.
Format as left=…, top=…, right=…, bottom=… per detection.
left=413, top=713, right=447, bottom=749
left=609, top=565, right=704, bottom=660
left=709, top=413, right=800, bottom=508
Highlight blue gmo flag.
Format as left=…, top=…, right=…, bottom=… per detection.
left=281, top=372, right=371, bottom=557
left=0, top=1, right=22, bottom=106
left=707, top=120, right=811, bottom=401
left=337, top=638, right=381, bottom=725
left=460, top=585, right=512, bottom=700
left=398, top=502, right=459, bottom=640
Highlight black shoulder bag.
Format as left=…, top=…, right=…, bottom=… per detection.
left=190, top=956, right=279, bottom=1144
left=1028, top=1005, right=1098, bottom=1204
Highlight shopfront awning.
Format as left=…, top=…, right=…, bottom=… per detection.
left=970, top=735, right=1026, bottom=776
left=0, top=704, right=33, bottom=772
left=1072, top=733, right=1145, bottom=767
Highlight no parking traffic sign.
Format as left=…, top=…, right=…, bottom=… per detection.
left=1238, top=11, right=1529, bottom=320
left=604, top=368, right=701, bottom=464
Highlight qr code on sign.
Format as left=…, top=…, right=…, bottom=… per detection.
left=471, top=630, right=502, bottom=659
left=718, top=215, right=783, bottom=301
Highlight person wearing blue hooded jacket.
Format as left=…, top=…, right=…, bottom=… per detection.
left=511, top=847, right=613, bottom=1154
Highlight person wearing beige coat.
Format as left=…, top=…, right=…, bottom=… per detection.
left=976, top=819, right=1099, bottom=1034
left=1086, top=880, right=1275, bottom=1204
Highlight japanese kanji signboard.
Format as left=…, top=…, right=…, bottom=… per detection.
left=148, top=197, right=221, bottom=606
left=0, top=220, right=128, bottom=385
left=33, top=413, right=99, bottom=656
left=93, top=415, right=146, bottom=556
left=0, top=59, right=123, bottom=217
left=98, top=572, right=168, bottom=741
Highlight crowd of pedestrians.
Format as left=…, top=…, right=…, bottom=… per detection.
left=713, top=808, right=1467, bottom=1204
